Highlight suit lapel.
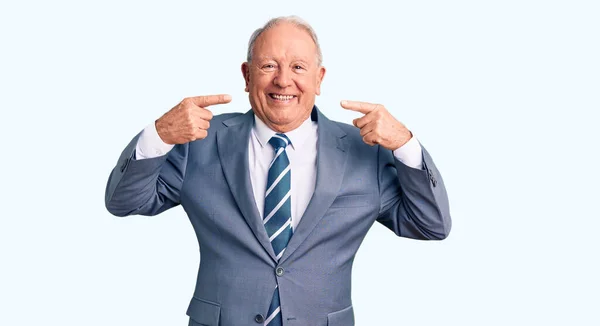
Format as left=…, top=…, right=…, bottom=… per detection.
left=217, top=111, right=278, bottom=262
left=280, top=108, right=349, bottom=264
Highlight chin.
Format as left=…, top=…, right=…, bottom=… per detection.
left=267, top=113, right=295, bottom=125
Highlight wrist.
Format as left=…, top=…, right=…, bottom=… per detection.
left=155, top=118, right=172, bottom=145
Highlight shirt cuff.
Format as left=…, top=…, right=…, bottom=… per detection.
left=135, top=122, right=175, bottom=160
left=392, top=136, right=423, bottom=169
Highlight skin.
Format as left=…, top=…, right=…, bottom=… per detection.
left=155, top=94, right=231, bottom=144
left=241, top=22, right=326, bottom=133
left=341, top=100, right=413, bottom=150
left=156, top=21, right=412, bottom=150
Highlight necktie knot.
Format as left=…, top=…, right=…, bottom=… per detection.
left=268, top=133, right=290, bottom=151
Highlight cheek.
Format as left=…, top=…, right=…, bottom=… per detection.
left=251, top=76, right=272, bottom=94
left=295, top=77, right=317, bottom=95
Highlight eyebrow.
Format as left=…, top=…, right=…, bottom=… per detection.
left=254, top=56, right=310, bottom=63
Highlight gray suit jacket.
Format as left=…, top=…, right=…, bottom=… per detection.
left=105, top=107, right=451, bottom=326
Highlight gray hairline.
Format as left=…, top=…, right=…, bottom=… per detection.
left=246, top=16, right=323, bottom=66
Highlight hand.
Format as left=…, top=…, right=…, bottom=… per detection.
left=340, top=100, right=412, bottom=150
left=156, top=94, right=232, bottom=144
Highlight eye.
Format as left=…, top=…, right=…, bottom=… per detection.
left=293, top=65, right=305, bottom=70
left=262, top=64, right=276, bottom=70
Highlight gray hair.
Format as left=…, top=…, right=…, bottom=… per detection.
left=246, top=16, right=323, bottom=66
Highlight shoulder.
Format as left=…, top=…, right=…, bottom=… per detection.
left=183, top=111, right=246, bottom=150
left=329, top=120, right=365, bottom=144
left=327, top=119, right=380, bottom=155
left=333, top=120, right=359, bottom=138
left=211, top=112, right=245, bottom=129
left=181, top=111, right=246, bottom=158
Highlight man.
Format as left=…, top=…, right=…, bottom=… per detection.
left=105, top=16, right=451, bottom=326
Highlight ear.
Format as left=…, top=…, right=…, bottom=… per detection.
left=241, top=62, right=250, bottom=92
left=315, top=66, right=326, bottom=96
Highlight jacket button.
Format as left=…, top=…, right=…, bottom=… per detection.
left=254, top=314, right=265, bottom=323
left=276, top=267, right=285, bottom=277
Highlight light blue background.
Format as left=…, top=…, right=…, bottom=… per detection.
left=1, top=0, right=599, bottom=325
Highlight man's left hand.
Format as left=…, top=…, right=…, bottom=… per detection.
left=341, top=100, right=413, bottom=151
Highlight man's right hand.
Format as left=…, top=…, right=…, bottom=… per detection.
left=155, top=94, right=232, bottom=144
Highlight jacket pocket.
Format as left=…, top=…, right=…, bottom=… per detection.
left=186, top=297, right=221, bottom=326
left=330, top=194, right=375, bottom=208
left=327, top=305, right=354, bottom=326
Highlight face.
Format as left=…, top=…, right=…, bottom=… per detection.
left=242, top=22, right=326, bottom=133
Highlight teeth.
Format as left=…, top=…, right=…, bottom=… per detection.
left=272, top=94, right=294, bottom=101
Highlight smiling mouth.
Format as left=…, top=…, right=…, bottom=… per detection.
left=269, top=93, right=297, bottom=101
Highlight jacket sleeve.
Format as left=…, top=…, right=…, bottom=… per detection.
left=104, top=133, right=189, bottom=217
left=376, top=144, right=452, bottom=240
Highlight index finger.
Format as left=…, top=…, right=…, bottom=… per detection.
left=340, top=100, right=377, bottom=114
left=189, top=94, right=232, bottom=107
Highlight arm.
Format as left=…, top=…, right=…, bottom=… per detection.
left=340, top=99, right=451, bottom=240
left=377, top=143, right=451, bottom=240
left=104, top=131, right=188, bottom=217
left=105, top=94, right=231, bottom=217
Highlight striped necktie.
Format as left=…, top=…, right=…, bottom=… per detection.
left=264, top=133, right=293, bottom=326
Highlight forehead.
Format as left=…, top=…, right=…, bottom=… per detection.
left=253, top=23, right=317, bottom=62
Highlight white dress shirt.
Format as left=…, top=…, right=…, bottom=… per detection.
left=135, top=115, right=423, bottom=229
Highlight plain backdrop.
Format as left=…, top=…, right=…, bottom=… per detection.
left=1, top=0, right=599, bottom=325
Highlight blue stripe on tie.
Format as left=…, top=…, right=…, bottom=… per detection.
left=264, top=196, right=291, bottom=233
left=268, top=152, right=289, bottom=178
left=265, top=287, right=282, bottom=326
left=264, top=171, right=291, bottom=217
left=266, top=160, right=289, bottom=195
left=270, top=225, right=293, bottom=256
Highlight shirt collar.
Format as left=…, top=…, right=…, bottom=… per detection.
left=253, top=114, right=313, bottom=150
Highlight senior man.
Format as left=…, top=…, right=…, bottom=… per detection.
left=105, top=15, right=451, bottom=326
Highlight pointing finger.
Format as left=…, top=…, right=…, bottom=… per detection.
left=189, top=94, right=232, bottom=107
left=340, top=100, right=378, bottom=114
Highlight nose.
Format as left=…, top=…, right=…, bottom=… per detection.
left=273, top=68, right=293, bottom=88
